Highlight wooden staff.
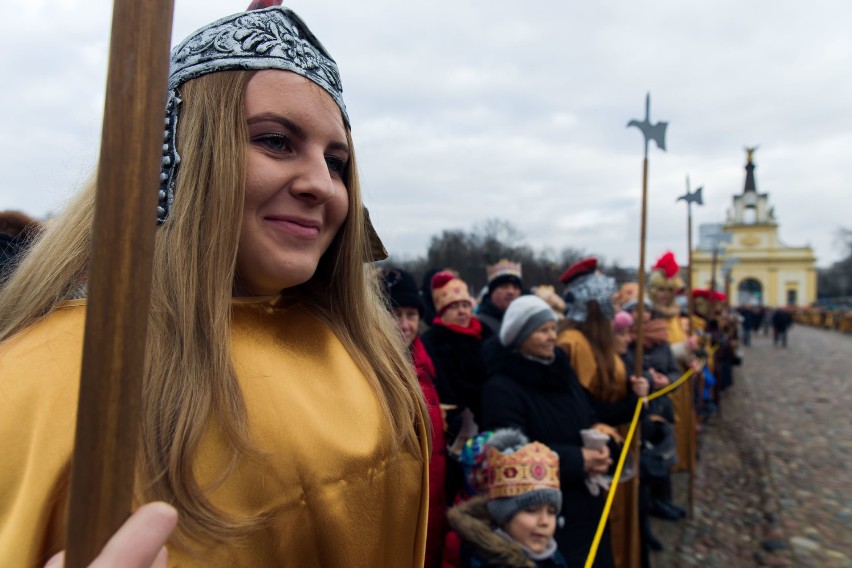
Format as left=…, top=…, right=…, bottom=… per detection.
left=64, top=1, right=174, bottom=566
left=626, top=94, right=667, bottom=377
left=634, top=157, right=649, bottom=372
left=623, top=93, right=666, bottom=568
left=676, top=176, right=703, bottom=519
left=687, top=216, right=697, bottom=520
left=676, top=176, right=702, bottom=326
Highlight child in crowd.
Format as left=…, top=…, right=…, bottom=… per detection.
left=447, top=429, right=568, bottom=568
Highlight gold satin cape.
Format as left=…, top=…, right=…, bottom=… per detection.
left=0, top=299, right=428, bottom=567
left=659, top=313, right=693, bottom=473
left=663, top=315, right=687, bottom=345
left=556, top=329, right=627, bottom=399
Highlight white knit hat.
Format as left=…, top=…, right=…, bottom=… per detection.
left=499, top=296, right=557, bottom=349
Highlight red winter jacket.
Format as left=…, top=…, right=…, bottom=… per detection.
left=412, top=336, right=448, bottom=568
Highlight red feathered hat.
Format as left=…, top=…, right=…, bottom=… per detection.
left=652, top=252, right=679, bottom=279
left=559, top=257, right=597, bottom=285
left=692, top=289, right=726, bottom=302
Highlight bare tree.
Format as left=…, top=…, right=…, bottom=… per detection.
left=817, top=228, right=852, bottom=299
left=382, top=219, right=615, bottom=298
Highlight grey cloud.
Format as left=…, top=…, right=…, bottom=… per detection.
left=1, top=0, right=849, bottom=269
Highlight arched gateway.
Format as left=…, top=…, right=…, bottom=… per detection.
left=737, top=278, right=763, bottom=306
left=692, top=149, right=817, bottom=307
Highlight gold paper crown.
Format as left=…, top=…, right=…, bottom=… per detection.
left=533, top=285, right=566, bottom=314
left=432, top=275, right=472, bottom=315
left=486, top=259, right=522, bottom=283
left=486, top=442, right=560, bottom=500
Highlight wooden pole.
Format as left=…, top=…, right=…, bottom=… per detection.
left=626, top=156, right=649, bottom=568
left=684, top=198, right=696, bottom=519
left=633, top=157, right=649, bottom=378
left=64, top=0, right=174, bottom=565
left=687, top=202, right=694, bottom=326
left=625, top=94, right=665, bottom=568
left=710, top=247, right=718, bottom=318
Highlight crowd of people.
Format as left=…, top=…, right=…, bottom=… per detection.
left=0, top=2, right=760, bottom=567
left=736, top=304, right=794, bottom=348
left=377, top=249, right=743, bottom=568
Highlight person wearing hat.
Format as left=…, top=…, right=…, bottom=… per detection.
left=557, top=259, right=648, bottom=421
left=556, top=258, right=649, bottom=568
left=481, top=295, right=618, bottom=567
left=477, top=259, right=524, bottom=336
left=618, top=303, right=685, bottom=555
left=620, top=300, right=680, bottom=398
left=612, top=311, right=634, bottom=358
left=381, top=267, right=448, bottom=568
left=647, top=252, right=692, bottom=367
left=647, top=256, right=705, bottom=490
left=532, top=285, right=566, bottom=319
left=422, top=270, right=490, bottom=426
left=447, top=429, right=568, bottom=568
left=0, top=2, right=429, bottom=565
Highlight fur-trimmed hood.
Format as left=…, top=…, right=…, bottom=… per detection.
left=447, top=495, right=537, bottom=568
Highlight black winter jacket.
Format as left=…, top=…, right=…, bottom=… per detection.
left=481, top=344, right=615, bottom=568
left=477, top=297, right=505, bottom=337
left=421, top=322, right=489, bottom=425
left=622, top=340, right=679, bottom=423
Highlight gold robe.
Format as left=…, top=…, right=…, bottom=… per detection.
left=660, top=314, right=694, bottom=474
left=0, top=298, right=427, bottom=567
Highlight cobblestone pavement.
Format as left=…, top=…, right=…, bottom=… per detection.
left=649, top=325, right=852, bottom=567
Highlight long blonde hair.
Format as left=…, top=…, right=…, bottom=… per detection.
left=0, top=70, right=425, bottom=547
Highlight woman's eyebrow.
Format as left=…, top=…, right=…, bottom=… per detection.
left=246, top=112, right=349, bottom=154
left=247, top=113, right=306, bottom=141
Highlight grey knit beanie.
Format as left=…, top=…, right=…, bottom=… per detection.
left=486, top=488, right=563, bottom=527
left=499, top=296, right=557, bottom=350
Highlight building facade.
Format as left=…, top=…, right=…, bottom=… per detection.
left=692, top=149, right=817, bottom=307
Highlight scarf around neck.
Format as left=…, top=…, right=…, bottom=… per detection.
left=653, top=301, right=680, bottom=319
left=433, top=315, right=483, bottom=340
left=641, top=319, right=670, bottom=349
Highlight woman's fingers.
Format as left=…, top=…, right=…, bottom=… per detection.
left=630, top=375, right=649, bottom=397
left=92, top=502, right=178, bottom=568
left=42, top=503, right=176, bottom=568
left=152, top=546, right=169, bottom=568
left=44, top=551, right=65, bottom=568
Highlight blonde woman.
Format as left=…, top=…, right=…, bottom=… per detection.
left=0, top=4, right=428, bottom=567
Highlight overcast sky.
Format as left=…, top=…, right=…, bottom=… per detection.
left=2, top=0, right=850, bottom=269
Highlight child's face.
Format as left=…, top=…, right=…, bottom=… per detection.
left=504, top=503, right=557, bottom=554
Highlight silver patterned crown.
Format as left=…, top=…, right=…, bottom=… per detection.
left=563, top=273, right=617, bottom=323
left=157, top=6, right=348, bottom=223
